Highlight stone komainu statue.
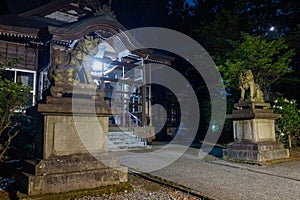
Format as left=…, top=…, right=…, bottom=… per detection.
left=48, top=36, right=99, bottom=86
left=239, top=70, right=264, bottom=101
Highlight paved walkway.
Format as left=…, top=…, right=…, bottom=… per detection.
left=111, top=145, right=300, bottom=200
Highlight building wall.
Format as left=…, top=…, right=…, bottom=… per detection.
left=0, top=40, right=36, bottom=106
left=0, top=41, right=37, bottom=71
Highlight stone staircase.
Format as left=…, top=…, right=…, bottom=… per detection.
left=108, top=131, right=148, bottom=151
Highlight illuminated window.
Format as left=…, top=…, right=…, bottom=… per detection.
left=2, top=68, right=36, bottom=106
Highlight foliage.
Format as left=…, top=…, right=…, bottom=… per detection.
left=6, top=115, right=36, bottom=159
left=194, top=0, right=300, bottom=49
left=273, top=97, right=300, bottom=147
left=217, top=33, right=295, bottom=93
left=0, top=58, right=31, bottom=161
left=194, top=7, right=247, bottom=63
left=272, top=25, right=300, bottom=101
left=192, top=0, right=300, bottom=102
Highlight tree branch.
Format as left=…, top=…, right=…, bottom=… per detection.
left=0, top=129, right=19, bottom=161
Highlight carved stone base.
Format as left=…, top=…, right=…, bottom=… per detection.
left=232, top=118, right=277, bottom=143
left=50, top=85, right=104, bottom=99
left=234, top=99, right=270, bottom=110
left=133, top=126, right=156, bottom=143
left=17, top=154, right=127, bottom=195
left=223, top=142, right=290, bottom=163
left=19, top=97, right=127, bottom=195
left=224, top=100, right=289, bottom=163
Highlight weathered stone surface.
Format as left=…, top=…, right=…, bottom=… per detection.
left=22, top=154, right=120, bottom=175
left=38, top=102, right=112, bottom=115
left=234, top=100, right=270, bottom=110
left=133, top=126, right=156, bottom=143
left=226, top=142, right=285, bottom=151
left=233, top=118, right=276, bottom=143
left=223, top=100, right=289, bottom=163
left=228, top=107, right=281, bottom=120
left=18, top=166, right=127, bottom=195
left=42, top=115, right=108, bottom=158
left=19, top=97, right=128, bottom=195
left=223, top=142, right=290, bottom=163
left=49, top=85, right=105, bottom=99
left=46, top=96, right=109, bottom=106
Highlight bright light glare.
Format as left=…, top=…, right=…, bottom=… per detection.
left=92, top=60, right=109, bottom=72
left=91, top=61, right=110, bottom=77
left=92, top=61, right=103, bottom=71
left=270, top=26, right=275, bottom=31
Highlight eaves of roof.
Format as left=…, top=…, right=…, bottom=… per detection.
left=0, top=14, right=48, bottom=36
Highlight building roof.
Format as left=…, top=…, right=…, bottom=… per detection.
left=0, top=0, right=114, bottom=44
left=0, top=0, right=173, bottom=65
left=0, top=14, right=50, bottom=44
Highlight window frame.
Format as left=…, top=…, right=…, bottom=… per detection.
left=3, top=68, right=37, bottom=106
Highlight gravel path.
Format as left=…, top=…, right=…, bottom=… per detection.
left=73, top=173, right=203, bottom=200
left=0, top=173, right=203, bottom=200
left=112, top=146, right=300, bottom=200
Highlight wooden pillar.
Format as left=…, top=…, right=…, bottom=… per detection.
left=142, top=85, right=146, bottom=125
left=141, top=63, right=147, bottom=126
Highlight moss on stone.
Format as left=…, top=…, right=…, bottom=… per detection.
left=16, top=182, right=133, bottom=200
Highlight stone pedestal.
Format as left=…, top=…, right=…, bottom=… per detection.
left=223, top=100, right=290, bottom=163
left=18, top=96, right=127, bottom=195
left=133, top=126, right=156, bottom=144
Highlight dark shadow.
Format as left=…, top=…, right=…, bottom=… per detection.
left=6, top=183, right=19, bottom=200
left=0, top=161, right=20, bottom=200
left=190, top=143, right=224, bottom=159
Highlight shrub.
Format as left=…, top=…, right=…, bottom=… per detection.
left=273, top=97, right=300, bottom=148
left=0, top=58, right=31, bottom=161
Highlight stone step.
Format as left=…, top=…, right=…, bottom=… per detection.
left=108, top=131, right=148, bottom=151
left=110, top=140, right=145, bottom=144
left=108, top=135, right=139, bottom=139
